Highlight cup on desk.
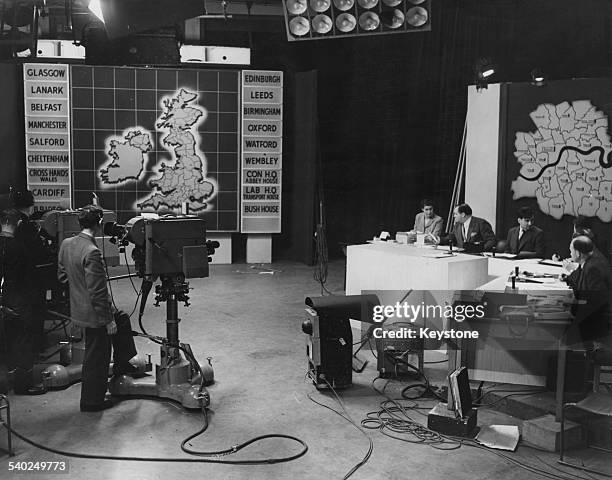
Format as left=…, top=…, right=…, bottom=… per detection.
left=416, top=233, right=427, bottom=245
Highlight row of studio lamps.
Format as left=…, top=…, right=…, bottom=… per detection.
left=282, top=0, right=431, bottom=40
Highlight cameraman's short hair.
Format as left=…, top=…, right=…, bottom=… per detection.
left=0, top=208, right=21, bottom=227
left=456, top=203, right=472, bottom=216
left=77, top=205, right=103, bottom=230
left=517, top=206, right=534, bottom=219
left=10, top=189, right=34, bottom=209
left=421, top=199, right=435, bottom=209
left=571, top=235, right=594, bottom=255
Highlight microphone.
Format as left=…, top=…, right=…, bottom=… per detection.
left=448, top=232, right=456, bottom=252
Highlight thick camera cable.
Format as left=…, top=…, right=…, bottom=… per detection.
left=137, top=279, right=153, bottom=336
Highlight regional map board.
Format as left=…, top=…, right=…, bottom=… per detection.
left=69, top=66, right=241, bottom=230
left=22, top=66, right=283, bottom=234
left=23, top=63, right=72, bottom=212
left=241, top=70, right=283, bottom=233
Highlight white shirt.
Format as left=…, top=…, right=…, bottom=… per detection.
left=462, top=217, right=472, bottom=240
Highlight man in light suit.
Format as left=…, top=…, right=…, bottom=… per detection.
left=58, top=205, right=138, bottom=412
left=437, top=203, right=496, bottom=251
left=413, top=199, right=444, bottom=236
left=505, top=206, right=545, bottom=259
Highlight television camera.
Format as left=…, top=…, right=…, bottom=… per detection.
left=102, top=215, right=220, bottom=409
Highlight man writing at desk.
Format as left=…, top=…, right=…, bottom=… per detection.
left=504, top=206, right=545, bottom=259
left=433, top=203, right=496, bottom=251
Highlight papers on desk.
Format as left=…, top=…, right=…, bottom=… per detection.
left=516, top=275, right=558, bottom=284
left=436, top=245, right=464, bottom=252
left=475, top=425, right=520, bottom=451
left=422, top=252, right=457, bottom=259
left=484, top=252, right=516, bottom=259
left=538, top=259, right=563, bottom=267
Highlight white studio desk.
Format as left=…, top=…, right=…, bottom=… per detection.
left=485, top=257, right=568, bottom=290
left=345, top=242, right=489, bottom=295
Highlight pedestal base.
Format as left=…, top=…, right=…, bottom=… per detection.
left=109, top=374, right=210, bottom=410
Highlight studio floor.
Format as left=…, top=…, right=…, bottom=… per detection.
left=1, top=260, right=609, bottom=480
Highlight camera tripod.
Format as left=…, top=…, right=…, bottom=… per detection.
left=109, top=275, right=213, bottom=409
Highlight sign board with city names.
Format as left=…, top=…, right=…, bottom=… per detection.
left=241, top=70, right=283, bottom=233
left=23, top=63, right=72, bottom=212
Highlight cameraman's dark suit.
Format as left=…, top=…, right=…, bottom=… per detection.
left=58, top=233, right=136, bottom=409
left=0, top=232, right=37, bottom=393
left=15, top=213, right=53, bottom=353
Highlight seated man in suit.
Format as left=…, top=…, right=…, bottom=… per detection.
left=435, top=203, right=496, bottom=251
left=412, top=199, right=444, bottom=236
left=562, top=236, right=612, bottom=347
left=505, top=206, right=545, bottom=259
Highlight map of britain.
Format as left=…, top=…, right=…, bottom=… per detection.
left=98, top=88, right=217, bottom=212
left=511, top=100, right=612, bottom=222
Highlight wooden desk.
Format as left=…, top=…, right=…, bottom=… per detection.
left=449, top=315, right=571, bottom=420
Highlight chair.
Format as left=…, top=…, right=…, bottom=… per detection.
left=559, top=346, right=612, bottom=476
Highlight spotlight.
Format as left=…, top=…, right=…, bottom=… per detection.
left=358, top=11, right=380, bottom=31
left=481, top=68, right=495, bottom=78
left=287, top=0, right=308, bottom=14
left=336, top=12, right=356, bottom=32
left=530, top=68, right=546, bottom=87
left=289, top=16, right=310, bottom=36
left=333, top=0, right=354, bottom=10
left=473, top=58, right=496, bottom=91
left=282, top=0, right=431, bottom=40
left=82, top=0, right=206, bottom=40
left=88, top=0, right=104, bottom=22
left=312, top=14, right=333, bottom=34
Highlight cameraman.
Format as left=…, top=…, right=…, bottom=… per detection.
left=11, top=189, right=53, bottom=355
left=0, top=209, right=45, bottom=395
left=58, top=205, right=138, bottom=412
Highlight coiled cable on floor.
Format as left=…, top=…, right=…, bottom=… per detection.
left=2, top=334, right=308, bottom=465
left=2, top=423, right=307, bottom=465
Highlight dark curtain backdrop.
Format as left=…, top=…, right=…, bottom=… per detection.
left=251, top=0, right=612, bottom=260
left=0, top=63, right=26, bottom=210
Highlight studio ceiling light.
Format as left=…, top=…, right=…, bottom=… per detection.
left=474, top=58, right=496, bottom=91
left=282, top=0, right=431, bottom=41
left=88, top=0, right=104, bottom=22
left=81, top=0, right=206, bottom=39
left=530, top=68, right=546, bottom=87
